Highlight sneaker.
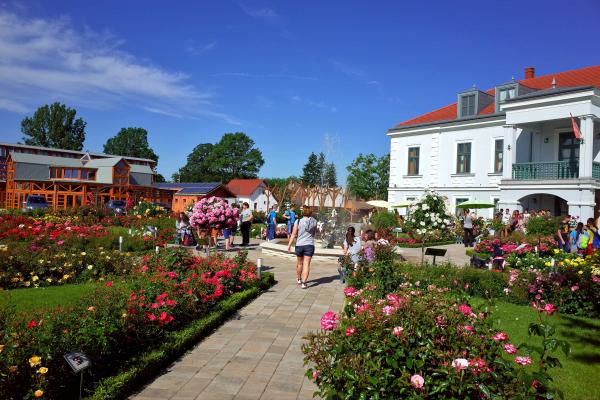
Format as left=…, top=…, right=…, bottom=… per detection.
left=301, top=282, right=307, bottom=289
left=297, top=278, right=302, bottom=285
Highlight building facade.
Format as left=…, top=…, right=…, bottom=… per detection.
left=227, top=179, right=277, bottom=212
left=387, top=66, right=600, bottom=220
left=0, top=143, right=172, bottom=210
left=153, top=182, right=236, bottom=213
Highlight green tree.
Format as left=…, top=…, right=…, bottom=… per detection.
left=302, top=152, right=319, bottom=186
left=209, top=132, right=264, bottom=182
left=21, top=102, right=86, bottom=150
left=317, top=152, right=326, bottom=186
left=173, top=143, right=219, bottom=182
left=325, top=162, right=337, bottom=187
left=103, top=127, right=159, bottom=162
left=154, top=173, right=166, bottom=183
left=346, top=153, right=390, bottom=200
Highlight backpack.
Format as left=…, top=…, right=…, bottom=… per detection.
left=182, top=229, right=196, bottom=246
left=576, top=231, right=589, bottom=250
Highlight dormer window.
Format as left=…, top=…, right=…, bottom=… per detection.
left=460, top=94, right=476, bottom=117
left=498, top=86, right=516, bottom=102
left=457, top=89, right=493, bottom=118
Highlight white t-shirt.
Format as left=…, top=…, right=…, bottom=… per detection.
left=295, top=217, right=317, bottom=246
left=344, top=237, right=362, bottom=255
left=241, top=208, right=253, bottom=222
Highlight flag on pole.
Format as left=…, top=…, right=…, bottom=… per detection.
left=570, top=113, right=582, bottom=140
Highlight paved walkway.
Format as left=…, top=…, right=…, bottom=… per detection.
left=132, top=243, right=344, bottom=400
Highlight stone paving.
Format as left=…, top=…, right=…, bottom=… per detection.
left=132, top=242, right=344, bottom=400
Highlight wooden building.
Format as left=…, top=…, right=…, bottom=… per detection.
left=0, top=142, right=173, bottom=210
left=153, top=182, right=236, bottom=213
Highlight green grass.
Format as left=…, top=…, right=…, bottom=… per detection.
left=476, top=299, right=600, bottom=400
left=0, top=280, right=129, bottom=312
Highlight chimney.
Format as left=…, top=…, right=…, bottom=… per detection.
left=524, top=67, right=535, bottom=79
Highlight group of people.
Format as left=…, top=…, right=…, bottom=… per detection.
left=174, top=201, right=256, bottom=250
left=557, top=216, right=600, bottom=255
left=495, top=208, right=552, bottom=237
left=265, top=205, right=297, bottom=241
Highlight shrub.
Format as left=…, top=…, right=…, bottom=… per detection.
left=304, top=284, right=566, bottom=399
left=371, top=211, right=397, bottom=231
left=526, top=216, right=561, bottom=237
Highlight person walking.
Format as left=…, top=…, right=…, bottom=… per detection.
left=462, top=208, right=474, bottom=247
left=283, top=205, right=296, bottom=236
left=175, top=212, right=191, bottom=245
left=287, top=206, right=317, bottom=289
left=240, top=202, right=253, bottom=246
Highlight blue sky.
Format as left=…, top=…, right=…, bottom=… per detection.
left=0, top=0, right=599, bottom=182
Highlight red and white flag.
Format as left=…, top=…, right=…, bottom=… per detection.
left=570, top=113, right=582, bottom=140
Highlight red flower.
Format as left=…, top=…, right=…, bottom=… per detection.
left=27, top=319, right=38, bottom=329
left=106, top=281, right=113, bottom=287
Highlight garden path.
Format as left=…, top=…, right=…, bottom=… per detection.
left=132, top=241, right=344, bottom=400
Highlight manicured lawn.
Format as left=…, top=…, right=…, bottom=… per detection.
left=0, top=282, right=108, bottom=312
left=477, top=299, right=600, bottom=400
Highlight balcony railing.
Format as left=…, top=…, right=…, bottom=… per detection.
left=512, top=161, right=579, bottom=180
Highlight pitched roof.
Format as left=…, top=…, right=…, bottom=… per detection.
left=395, top=65, right=600, bottom=128
left=227, top=179, right=265, bottom=196
left=10, top=152, right=83, bottom=167
left=0, top=142, right=156, bottom=163
left=153, top=182, right=234, bottom=196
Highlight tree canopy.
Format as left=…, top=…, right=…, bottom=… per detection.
left=173, top=132, right=264, bottom=183
left=103, top=127, right=159, bottom=163
left=302, top=152, right=337, bottom=187
left=21, top=102, right=86, bottom=151
left=346, top=153, right=390, bottom=200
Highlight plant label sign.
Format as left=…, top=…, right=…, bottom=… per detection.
left=64, top=352, right=91, bottom=373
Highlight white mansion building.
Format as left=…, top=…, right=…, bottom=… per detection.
left=387, top=65, right=600, bottom=220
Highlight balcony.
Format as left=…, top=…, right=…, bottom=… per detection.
left=512, top=161, right=579, bottom=180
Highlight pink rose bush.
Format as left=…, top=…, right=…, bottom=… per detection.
left=190, top=196, right=239, bottom=230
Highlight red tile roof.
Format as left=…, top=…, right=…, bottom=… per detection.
left=227, top=179, right=265, bottom=196
left=395, top=65, right=600, bottom=128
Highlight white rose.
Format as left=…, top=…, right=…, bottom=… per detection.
left=420, top=221, right=425, bottom=226
left=452, top=358, right=469, bottom=370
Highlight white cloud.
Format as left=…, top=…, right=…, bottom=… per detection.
left=0, top=10, right=239, bottom=124
left=239, top=4, right=281, bottom=26
left=211, top=72, right=317, bottom=81
left=186, top=40, right=217, bottom=56
left=290, top=95, right=337, bottom=113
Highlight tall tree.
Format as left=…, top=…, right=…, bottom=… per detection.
left=103, top=127, right=159, bottom=162
left=173, top=143, right=219, bottom=182
left=324, top=162, right=337, bottom=187
left=154, top=173, right=166, bottom=183
left=21, top=102, right=86, bottom=150
left=316, top=152, right=326, bottom=187
left=208, top=132, right=264, bottom=182
left=302, top=152, right=319, bottom=186
left=346, top=153, right=390, bottom=200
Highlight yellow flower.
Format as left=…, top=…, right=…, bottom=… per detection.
left=578, top=270, right=584, bottom=275
left=87, top=265, right=94, bottom=270
left=37, top=367, right=48, bottom=374
left=544, top=262, right=551, bottom=267
left=121, top=313, right=127, bottom=318
left=0, top=344, right=4, bottom=353
left=34, top=389, right=43, bottom=398
left=32, top=276, right=39, bottom=282
left=24, top=281, right=31, bottom=287
left=29, top=355, right=42, bottom=367
left=63, top=274, right=70, bottom=280
left=553, top=249, right=559, bottom=254
left=81, top=252, right=86, bottom=256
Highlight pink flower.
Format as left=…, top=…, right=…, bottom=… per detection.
left=57, top=240, right=64, bottom=246
left=492, top=331, right=509, bottom=342
left=382, top=305, right=396, bottom=315
left=457, top=304, right=472, bottom=316
left=571, top=285, right=579, bottom=292
left=541, top=303, right=556, bottom=315
left=312, top=370, right=319, bottom=381
left=320, top=311, right=339, bottom=330
left=146, top=313, right=156, bottom=321
left=463, top=325, right=475, bottom=333
left=392, top=326, right=404, bottom=337
left=592, top=275, right=600, bottom=284
left=345, top=326, right=356, bottom=336
left=515, top=356, right=532, bottom=366
left=158, top=311, right=174, bottom=324
left=451, top=358, right=469, bottom=370
left=504, top=343, right=517, bottom=354
left=344, top=287, right=359, bottom=297
left=410, top=374, right=424, bottom=389
left=106, top=281, right=113, bottom=287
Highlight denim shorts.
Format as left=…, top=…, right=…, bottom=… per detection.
left=223, top=228, right=231, bottom=239
left=295, top=245, right=315, bottom=257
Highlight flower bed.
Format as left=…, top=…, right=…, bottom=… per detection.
left=304, top=281, right=568, bottom=399
left=0, top=248, right=265, bottom=399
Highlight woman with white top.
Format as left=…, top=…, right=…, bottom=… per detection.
left=287, top=206, right=317, bottom=289
left=343, top=226, right=361, bottom=269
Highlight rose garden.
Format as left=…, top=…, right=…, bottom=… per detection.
left=1, top=194, right=599, bottom=399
